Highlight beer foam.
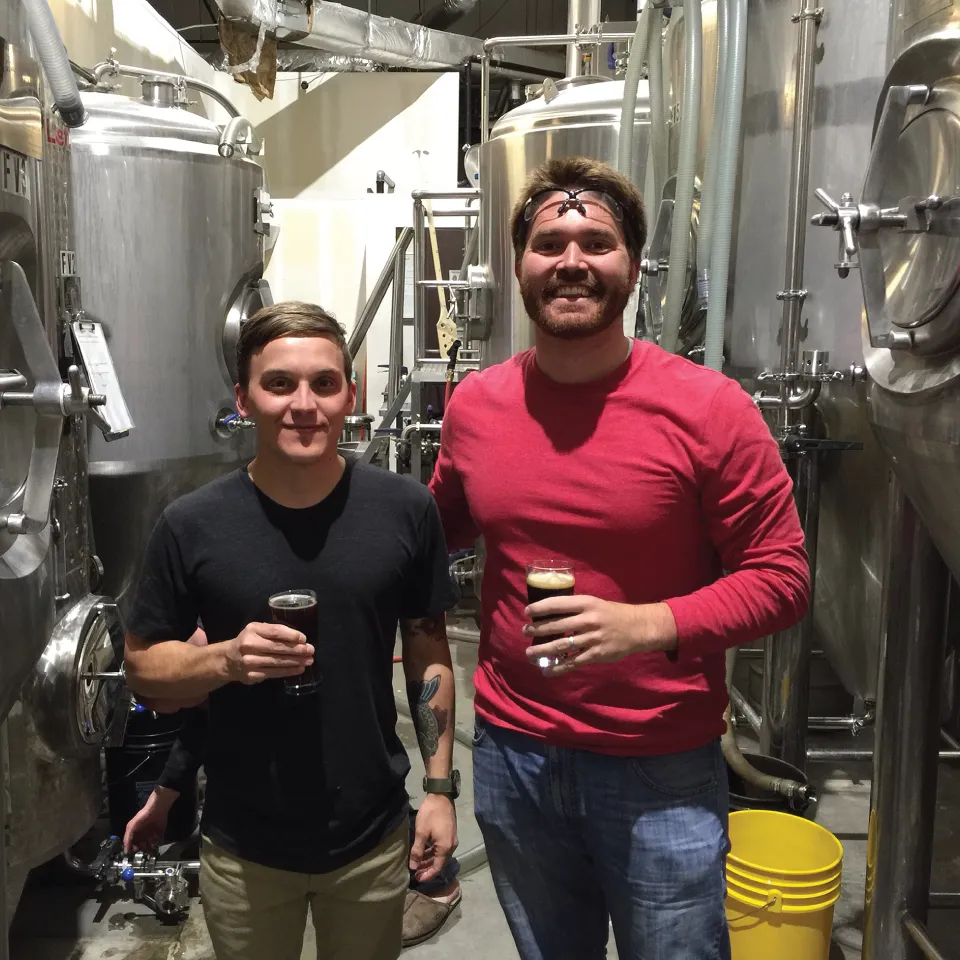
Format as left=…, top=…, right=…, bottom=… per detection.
left=269, top=592, right=315, bottom=609
left=526, top=570, right=575, bottom=590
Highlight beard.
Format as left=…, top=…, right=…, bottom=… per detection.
left=519, top=273, right=633, bottom=340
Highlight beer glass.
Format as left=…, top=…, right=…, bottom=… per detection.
left=268, top=589, right=319, bottom=696
left=525, top=561, right=575, bottom=668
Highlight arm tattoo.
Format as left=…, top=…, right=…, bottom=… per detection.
left=407, top=674, right=449, bottom=760
left=403, top=616, right=446, bottom=643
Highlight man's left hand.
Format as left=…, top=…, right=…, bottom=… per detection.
left=410, top=794, right=458, bottom=883
left=523, top=596, right=677, bottom=676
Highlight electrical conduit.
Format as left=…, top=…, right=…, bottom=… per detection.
left=702, top=0, right=747, bottom=372
left=659, top=0, right=702, bottom=355
left=22, top=0, right=87, bottom=127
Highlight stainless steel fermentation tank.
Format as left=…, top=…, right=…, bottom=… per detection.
left=805, top=0, right=960, bottom=955
left=651, top=0, right=890, bottom=759
left=0, top=1, right=129, bottom=928
left=480, top=76, right=651, bottom=365
left=70, top=74, right=270, bottom=614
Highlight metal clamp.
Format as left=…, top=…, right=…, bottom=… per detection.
left=791, top=7, right=824, bottom=23
left=776, top=289, right=808, bottom=302
left=254, top=187, right=274, bottom=237
left=0, top=261, right=111, bottom=535
left=754, top=350, right=865, bottom=412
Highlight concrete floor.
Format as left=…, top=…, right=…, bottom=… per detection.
left=9, top=632, right=960, bottom=959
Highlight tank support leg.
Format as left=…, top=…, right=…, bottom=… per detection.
left=863, top=482, right=948, bottom=960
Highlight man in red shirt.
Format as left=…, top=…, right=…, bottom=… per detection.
left=428, top=157, right=809, bottom=960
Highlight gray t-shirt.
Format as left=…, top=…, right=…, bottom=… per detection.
left=128, top=459, right=455, bottom=873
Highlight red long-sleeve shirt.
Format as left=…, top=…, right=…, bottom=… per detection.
left=428, top=341, right=810, bottom=756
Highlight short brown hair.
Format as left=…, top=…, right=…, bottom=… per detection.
left=236, top=301, right=352, bottom=387
left=510, top=157, right=647, bottom=260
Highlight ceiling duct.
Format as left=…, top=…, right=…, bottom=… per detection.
left=214, top=0, right=484, bottom=69
left=419, top=0, right=479, bottom=31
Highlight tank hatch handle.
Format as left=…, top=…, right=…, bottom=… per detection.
left=811, top=84, right=933, bottom=351
left=0, top=261, right=108, bottom=535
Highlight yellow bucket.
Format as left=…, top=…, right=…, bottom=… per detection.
left=725, top=810, right=843, bottom=960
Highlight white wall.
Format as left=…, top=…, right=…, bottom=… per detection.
left=49, top=0, right=461, bottom=413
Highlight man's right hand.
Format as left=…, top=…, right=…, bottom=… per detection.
left=123, top=786, right=179, bottom=852
left=223, top=622, right=314, bottom=685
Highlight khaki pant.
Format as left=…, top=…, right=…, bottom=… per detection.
left=199, top=822, right=409, bottom=960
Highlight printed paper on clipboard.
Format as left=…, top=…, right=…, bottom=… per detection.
left=70, top=320, right=135, bottom=441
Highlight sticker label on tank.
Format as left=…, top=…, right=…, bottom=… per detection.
left=60, top=251, right=76, bottom=277
left=0, top=149, right=28, bottom=201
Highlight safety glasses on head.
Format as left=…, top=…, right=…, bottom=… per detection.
left=522, top=187, right=625, bottom=228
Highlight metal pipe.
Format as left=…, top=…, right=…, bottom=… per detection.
left=412, top=189, right=482, bottom=200
left=483, top=32, right=635, bottom=52
left=480, top=55, right=491, bottom=143
left=730, top=685, right=761, bottom=737
left=348, top=227, right=413, bottom=359
left=412, top=208, right=478, bottom=218
left=447, top=624, right=480, bottom=644
left=902, top=913, right=949, bottom=960
left=218, top=116, right=263, bottom=158
left=929, top=893, right=960, bottom=909
left=387, top=240, right=407, bottom=408
left=566, top=0, right=602, bottom=77
left=413, top=201, right=427, bottom=366
left=456, top=841, right=488, bottom=875
left=90, top=58, right=242, bottom=119
left=775, top=5, right=822, bottom=436
left=0, top=723, right=8, bottom=960
left=807, top=749, right=960, bottom=762
left=400, top=422, right=443, bottom=446
left=761, top=450, right=819, bottom=769
left=862, top=487, right=949, bottom=960
left=943, top=728, right=960, bottom=750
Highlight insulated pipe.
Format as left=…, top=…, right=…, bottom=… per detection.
left=659, top=0, right=701, bottom=355
left=22, top=0, right=87, bottom=126
left=696, top=0, right=728, bottom=309
left=646, top=12, right=667, bottom=210
left=616, top=2, right=655, bottom=179
left=702, top=0, right=747, bottom=372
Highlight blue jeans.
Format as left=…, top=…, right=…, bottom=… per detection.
left=472, top=717, right=731, bottom=960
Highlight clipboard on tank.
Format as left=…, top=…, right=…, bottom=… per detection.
left=70, top=319, right=135, bottom=441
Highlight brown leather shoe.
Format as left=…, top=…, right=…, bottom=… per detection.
left=401, top=886, right=463, bottom=948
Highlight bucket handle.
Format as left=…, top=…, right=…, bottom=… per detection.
left=761, top=890, right=783, bottom=914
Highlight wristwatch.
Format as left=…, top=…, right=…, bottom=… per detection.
left=423, top=769, right=461, bottom=800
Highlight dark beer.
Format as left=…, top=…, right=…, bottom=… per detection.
left=525, top=563, right=575, bottom=668
left=268, top=589, right=319, bottom=696
left=526, top=569, right=576, bottom=625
